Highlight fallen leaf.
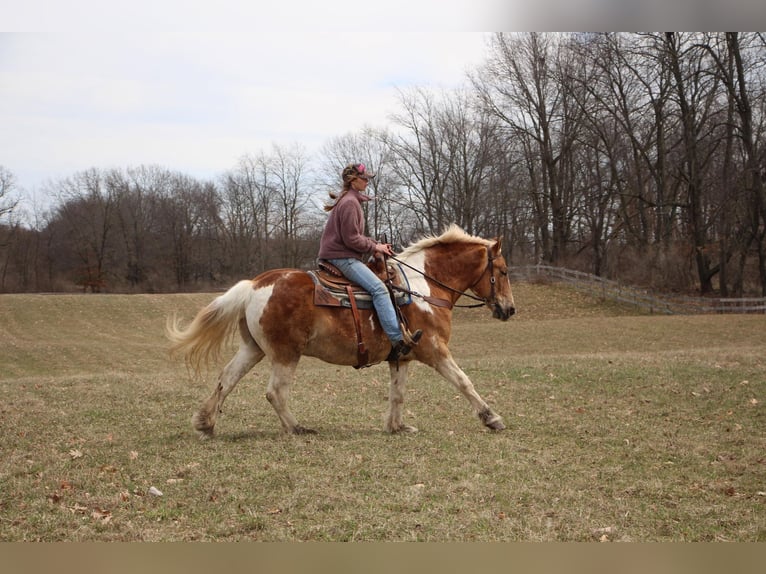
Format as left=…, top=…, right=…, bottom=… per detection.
left=267, top=508, right=282, bottom=515
left=91, top=508, right=112, bottom=523
left=69, top=449, right=83, bottom=460
left=593, top=526, right=617, bottom=541
left=749, top=398, right=759, bottom=406
left=129, top=451, right=139, bottom=460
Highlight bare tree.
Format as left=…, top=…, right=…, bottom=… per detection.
left=700, top=33, right=766, bottom=295
left=269, top=143, right=312, bottom=268
left=665, top=32, right=727, bottom=294
left=49, top=169, right=117, bottom=291
left=439, top=88, right=501, bottom=237
left=0, top=166, right=18, bottom=224
left=156, top=174, right=220, bottom=289
left=219, top=154, right=275, bottom=275
left=387, top=87, right=455, bottom=235
left=0, top=166, right=20, bottom=288
left=110, top=165, right=172, bottom=289
left=474, top=33, right=583, bottom=264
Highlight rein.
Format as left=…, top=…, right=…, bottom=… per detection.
left=387, top=246, right=498, bottom=309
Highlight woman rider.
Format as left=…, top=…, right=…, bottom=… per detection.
left=318, top=162, right=421, bottom=361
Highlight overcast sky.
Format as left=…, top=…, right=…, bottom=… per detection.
left=1, top=32, right=494, bottom=195
left=3, top=0, right=763, bottom=204
left=1, top=2, right=508, bottom=202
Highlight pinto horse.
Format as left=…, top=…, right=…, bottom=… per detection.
left=166, top=225, right=515, bottom=436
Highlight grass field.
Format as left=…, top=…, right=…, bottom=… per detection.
left=1, top=284, right=764, bottom=541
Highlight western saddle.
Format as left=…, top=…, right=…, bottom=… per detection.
left=308, top=258, right=412, bottom=368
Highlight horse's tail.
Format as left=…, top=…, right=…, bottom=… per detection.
left=166, top=279, right=255, bottom=375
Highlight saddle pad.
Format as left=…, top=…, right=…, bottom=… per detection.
left=309, top=264, right=412, bottom=309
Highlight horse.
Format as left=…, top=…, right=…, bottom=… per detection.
left=166, top=224, right=516, bottom=436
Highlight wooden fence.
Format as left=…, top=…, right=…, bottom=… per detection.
left=512, top=265, right=766, bottom=315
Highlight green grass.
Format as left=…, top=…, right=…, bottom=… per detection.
left=1, top=284, right=764, bottom=541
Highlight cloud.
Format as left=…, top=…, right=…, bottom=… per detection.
left=1, top=30, right=492, bottom=192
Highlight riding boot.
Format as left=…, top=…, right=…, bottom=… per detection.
left=386, top=329, right=423, bottom=362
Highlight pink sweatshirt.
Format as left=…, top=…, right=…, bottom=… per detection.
left=318, top=189, right=377, bottom=260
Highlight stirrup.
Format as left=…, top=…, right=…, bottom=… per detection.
left=386, top=329, right=423, bottom=362
left=402, top=327, right=423, bottom=347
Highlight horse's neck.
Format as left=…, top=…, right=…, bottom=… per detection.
left=404, top=245, right=481, bottom=293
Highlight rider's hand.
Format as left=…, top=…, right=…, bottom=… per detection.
left=374, top=242, right=394, bottom=257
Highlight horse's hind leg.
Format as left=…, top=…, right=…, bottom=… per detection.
left=434, top=353, right=505, bottom=431
left=265, top=361, right=315, bottom=435
left=192, top=321, right=264, bottom=438
left=385, top=361, right=418, bottom=433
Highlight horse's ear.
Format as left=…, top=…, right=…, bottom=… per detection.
left=491, top=237, right=503, bottom=256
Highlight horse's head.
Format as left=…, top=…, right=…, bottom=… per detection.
left=399, top=225, right=516, bottom=320
left=472, top=238, right=516, bottom=321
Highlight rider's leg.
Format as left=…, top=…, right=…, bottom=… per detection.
left=328, top=257, right=403, bottom=344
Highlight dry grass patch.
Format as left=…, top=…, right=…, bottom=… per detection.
left=1, top=284, right=764, bottom=540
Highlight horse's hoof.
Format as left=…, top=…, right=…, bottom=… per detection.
left=486, top=419, right=506, bottom=431
left=192, top=413, right=216, bottom=439
left=292, top=426, right=318, bottom=435
left=479, top=409, right=505, bottom=431
left=388, top=424, right=419, bottom=434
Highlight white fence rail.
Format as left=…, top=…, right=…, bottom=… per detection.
left=512, top=265, right=766, bottom=315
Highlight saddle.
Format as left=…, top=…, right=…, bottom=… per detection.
left=308, top=257, right=412, bottom=369
left=309, top=258, right=411, bottom=309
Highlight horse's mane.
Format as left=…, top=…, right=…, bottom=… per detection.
left=398, top=224, right=492, bottom=260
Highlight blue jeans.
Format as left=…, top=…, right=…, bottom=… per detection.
left=328, top=258, right=403, bottom=344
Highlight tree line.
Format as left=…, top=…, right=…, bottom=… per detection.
left=2, top=33, right=765, bottom=295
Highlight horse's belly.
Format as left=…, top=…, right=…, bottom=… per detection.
left=304, top=308, right=390, bottom=366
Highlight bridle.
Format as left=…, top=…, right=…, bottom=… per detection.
left=387, top=245, right=502, bottom=309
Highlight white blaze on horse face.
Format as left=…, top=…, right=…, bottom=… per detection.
left=247, top=284, right=275, bottom=351
left=401, top=251, right=434, bottom=315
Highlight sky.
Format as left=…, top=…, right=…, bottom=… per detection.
left=3, top=0, right=764, bottom=207
left=1, top=31, right=494, bottom=197
left=1, top=2, right=508, bottom=205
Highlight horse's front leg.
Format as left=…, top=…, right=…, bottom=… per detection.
left=434, top=353, right=505, bottom=431
left=385, top=361, right=418, bottom=433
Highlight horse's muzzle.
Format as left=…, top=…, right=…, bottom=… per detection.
left=492, top=303, right=515, bottom=321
